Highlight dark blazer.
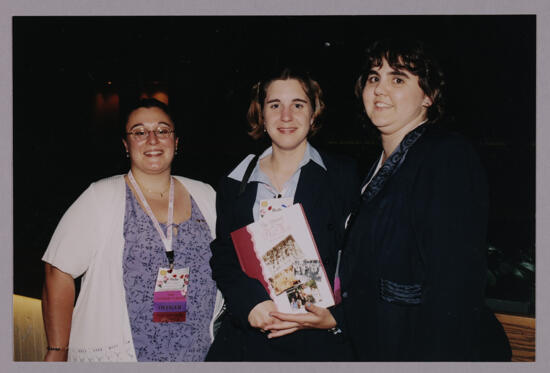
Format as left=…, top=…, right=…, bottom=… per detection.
left=340, top=125, right=510, bottom=361
left=206, top=150, right=360, bottom=361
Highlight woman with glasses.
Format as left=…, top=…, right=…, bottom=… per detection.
left=41, top=98, right=224, bottom=362
left=206, top=68, right=359, bottom=361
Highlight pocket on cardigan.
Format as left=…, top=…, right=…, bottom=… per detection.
left=379, top=278, right=422, bottom=305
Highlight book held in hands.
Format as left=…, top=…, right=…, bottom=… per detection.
left=230, top=203, right=334, bottom=313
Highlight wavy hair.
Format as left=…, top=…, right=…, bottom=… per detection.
left=247, top=68, right=325, bottom=140
left=355, top=38, right=446, bottom=122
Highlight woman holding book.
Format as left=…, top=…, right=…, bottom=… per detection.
left=207, top=68, right=359, bottom=361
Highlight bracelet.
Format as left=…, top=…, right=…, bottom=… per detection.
left=47, top=346, right=69, bottom=351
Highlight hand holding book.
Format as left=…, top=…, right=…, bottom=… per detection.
left=231, top=204, right=336, bottom=314
left=264, top=302, right=337, bottom=338
left=248, top=300, right=278, bottom=331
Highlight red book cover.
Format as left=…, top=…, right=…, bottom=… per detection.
left=230, top=203, right=334, bottom=313
left=230, top=223, right=270, bottom=292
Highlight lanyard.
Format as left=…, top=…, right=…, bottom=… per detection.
left=128, top=170, right=175, bottom=269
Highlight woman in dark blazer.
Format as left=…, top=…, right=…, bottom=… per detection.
left=339, top=39, right=511, bottom=361
left=206, top=68, right=359, bottom=361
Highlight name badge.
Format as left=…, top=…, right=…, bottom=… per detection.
left=259, top=197, right=293, bottom=219
left=153, top=267, right=189, bottom=322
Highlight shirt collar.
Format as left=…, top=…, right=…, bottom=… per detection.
left=228, top=142, right=326, bottom=183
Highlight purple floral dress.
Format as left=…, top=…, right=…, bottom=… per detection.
left=122, top=183, right=217, bottom=361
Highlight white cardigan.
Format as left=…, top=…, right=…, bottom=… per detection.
left=42, top=175, right=224, bottom=362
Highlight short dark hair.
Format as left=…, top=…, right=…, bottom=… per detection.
left=247, top=68, right=325, bottom=140
left=355, top=38, right=445, bottom=122
left=120, top=98, right=176, bottom=139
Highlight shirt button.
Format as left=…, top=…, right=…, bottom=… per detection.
left=342, top=291, right=348, bottom=298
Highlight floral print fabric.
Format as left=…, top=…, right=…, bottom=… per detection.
left=123, top=183, right=216, bottom=361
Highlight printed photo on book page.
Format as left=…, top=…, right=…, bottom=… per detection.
left=231, top=203, right=334, bottom=313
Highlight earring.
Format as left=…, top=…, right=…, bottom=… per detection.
left=126, top=151, right=129, bottom=158
left=175, top=149, right=178, bottom=155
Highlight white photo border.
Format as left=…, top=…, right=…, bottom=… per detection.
left=2, top=1, right=549, bottom=372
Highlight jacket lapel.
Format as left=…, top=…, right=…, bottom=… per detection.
left=234, top=181, right=257, bottom=228
left=362, top=123, right=427, bottom=203
left=294, top=161, right=328, bottom=253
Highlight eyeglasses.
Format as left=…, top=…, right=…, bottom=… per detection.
left=127, top=127, right=175, bottom=141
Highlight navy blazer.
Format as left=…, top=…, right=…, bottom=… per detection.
left=206, top=151, right=360, bottom=361
left=340, top=125, right=510, bottom=361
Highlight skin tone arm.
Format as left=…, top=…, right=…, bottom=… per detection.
left=265, top=303, right=337, bottom=338
left=42, top=263, right=75, bottom=361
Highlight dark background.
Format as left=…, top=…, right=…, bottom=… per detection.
left=13, top=16, right=535, bottom=315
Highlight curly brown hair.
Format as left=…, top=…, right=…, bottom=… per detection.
left=355, top=38, right=446, bottom=122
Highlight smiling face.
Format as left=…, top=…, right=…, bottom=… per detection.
left=262, top=79, right=313, bottom=153
left=362, top=59, right=432, bottom=137
left=122, top=106, right=178, bottom=175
